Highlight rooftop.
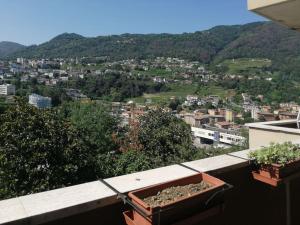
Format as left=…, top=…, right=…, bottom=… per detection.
left=248, top=0, right=300, bottom=31
left=246, top=119, right=300, bottom=134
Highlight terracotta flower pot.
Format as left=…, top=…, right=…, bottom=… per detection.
left=124, top=173, right=226, bottom=225
left=252, top=159, right=300, bottom=186
left=123, top=205, right=223, bottom=225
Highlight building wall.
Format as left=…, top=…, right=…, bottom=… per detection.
left=249, top=128, right=300, bottom=149
left=225, top=110, right=233, bottom=122
left=0, top=84, right=15, bottom=95
left=192, top=127, right=245, bottom=145
left=29, top=94, right=52, bottom=109
left=184, top=115, right=196, bottom=126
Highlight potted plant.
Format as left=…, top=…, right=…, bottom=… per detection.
left=249, top=142, right=300, bottom=186
left=123, top=173, right=226, bottom=225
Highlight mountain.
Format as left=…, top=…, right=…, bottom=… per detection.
left=215, top=22, right=300, bottom=62
left=7, top=22, right=300, bottom=65
left=50, top=33, right=84, bottom=41
left=0, top=41, right=25, bottom=57
left=6, top=24, right=254, bottom=61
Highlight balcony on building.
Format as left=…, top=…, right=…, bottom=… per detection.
left=1, top=1, right=300, bottom=225
left=247, top=119, right=300, bottom=149
left=248, top=0, right=300, bottom=31
left=1, top=119, right=300, bottom=225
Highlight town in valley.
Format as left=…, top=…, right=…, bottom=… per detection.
left=1, top=55, right=299, bottom=149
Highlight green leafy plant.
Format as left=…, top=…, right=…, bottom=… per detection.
left=249, top=142, right=300, bottom=166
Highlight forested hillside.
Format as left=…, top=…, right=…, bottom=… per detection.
left=6, top=22, right=300, bottom=74
left=0, top=41, right=25, bottom=57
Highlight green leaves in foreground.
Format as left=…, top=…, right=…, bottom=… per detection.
left=249, top=142, right=300, bottom=166
left=0, top=98, right=88, bottom=198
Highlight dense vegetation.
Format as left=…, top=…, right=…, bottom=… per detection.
left=249, top=142, right=300, bottom=166
left=0, top=99, right=88, bottom=197
left=66, top=72, right=168, bottom=101
left=138, top=109, right=197, bottom=166
left=0, top=99, right=240, bottom=199
left=214, top=75, right=300, bottom=104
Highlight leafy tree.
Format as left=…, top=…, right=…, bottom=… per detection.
left=65, top=72, right=166, bottom=101
left=59, top=101, right=120, bottom=178
left=35, top=86, right=70, bottom=107
left=138, top=109, right=196, bottom=166
left=114, top=150, right=152, bottom=176
left=168, top=98, right=182, bottom=111
left=61, top=101, right=119, bottom=154
left=0, top=99, right=90, bottom=199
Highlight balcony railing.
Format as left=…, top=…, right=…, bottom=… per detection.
left=0, top=147, right=299, bottom=225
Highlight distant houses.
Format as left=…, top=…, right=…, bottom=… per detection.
left=184, top=95, right=220, bottom=107
left=65, top=89, right=88, bottom=100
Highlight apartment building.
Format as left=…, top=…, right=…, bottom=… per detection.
left=0, top=84, right=16, bottom=96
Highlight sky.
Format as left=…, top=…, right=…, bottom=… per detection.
left=0, top=0, right=265, bottom=46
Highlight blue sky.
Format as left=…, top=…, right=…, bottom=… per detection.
left=0, top=0, right=265, bottom=45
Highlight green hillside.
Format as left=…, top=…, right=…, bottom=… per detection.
left=6, top=22, right=300, bottom=76
left=0, top=42, right=25, bottom=57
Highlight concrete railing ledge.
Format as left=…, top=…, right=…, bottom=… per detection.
left=246, top=120, right=300, bottom=135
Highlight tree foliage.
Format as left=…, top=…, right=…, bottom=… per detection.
left=65, top=72, right=168, bottom=101
left=0, top=99, right=89, bottom=198
left=114, top=150, right=152, bottom=176
left=138, top=109, right=196, bottom=166
left=0, top=100, right=245, bottom=200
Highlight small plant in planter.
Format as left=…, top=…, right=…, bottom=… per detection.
left=123, top=173, right=227, bottom=225
left=249, top=142, right=300, bottom=186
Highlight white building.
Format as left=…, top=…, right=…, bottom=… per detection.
left=251, top=107, right=261, bottom=120
left=29, top=94, right=52, bottom=109
left=0, top=84, right=16, bottom=96
left=17, top=58, right=24, bottom=64
left=191, top=126, right=246, bottom=146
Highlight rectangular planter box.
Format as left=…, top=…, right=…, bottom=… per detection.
left=126, top=173, right=226, bottom=225
left=123, top=205, right=224, bottom=225
left=260, top=159, right=300, bottom=179
left=252, top=159, right=300, bottom=186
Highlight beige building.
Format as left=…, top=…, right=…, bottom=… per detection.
left=183, top=113, right=196, bottom=126
left=225, top=110, right=234, bottom=122
left=247, top=0, right=300, bottom=149
left=247, top=120, right=300, bottom=149
left=278, top=112, right=298, bottom=120
left=208, top=109, right=218, bottom=116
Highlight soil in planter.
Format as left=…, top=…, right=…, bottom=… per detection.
left=142, top=181, right=212, bottom=207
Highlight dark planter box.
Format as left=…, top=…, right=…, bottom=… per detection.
left=252, top=159, right=300, bottom=186
left=123, top=205, right=224, bottom=225
left=125, top=173, right=226, bottom=225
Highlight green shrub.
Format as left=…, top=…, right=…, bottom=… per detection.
left=249, top=142, right=300, bottom=166
left=114, top=150, right=152, bottom=176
